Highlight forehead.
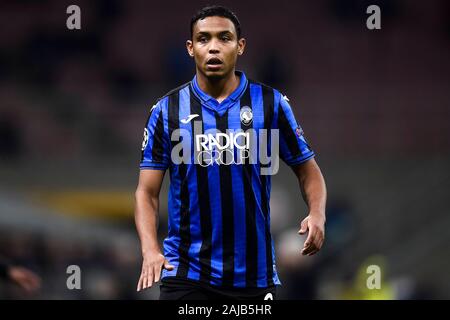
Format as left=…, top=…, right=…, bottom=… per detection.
left=193, top=16, right=236, bottom=35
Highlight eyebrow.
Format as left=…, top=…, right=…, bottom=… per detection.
left=196, top=30, right=234, bottom=37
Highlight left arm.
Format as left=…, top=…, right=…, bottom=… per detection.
left=291, top=158, right=327, bottom=256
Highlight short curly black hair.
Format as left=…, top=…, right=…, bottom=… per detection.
left=190, top=5, right=241, bottom=39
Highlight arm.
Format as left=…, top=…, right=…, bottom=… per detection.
left=7, top=266, right=41, bottom=293
left=135, top=169, right=174, bottom=291
left=0, top=256, right=41, bottom=293
left=291, top=158, right=327, bottom=256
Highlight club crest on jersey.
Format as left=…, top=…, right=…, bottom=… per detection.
left=141, top=128, right=149, bottom=151
left=240, top=106, right=253, bottom=126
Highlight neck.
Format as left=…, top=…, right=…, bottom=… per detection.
left=195, top=68, right=240, bottom=103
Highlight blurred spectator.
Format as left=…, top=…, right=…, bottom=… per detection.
left=0, top=111, right=23, bottom=160
left=0, top=255, right=41, bottom=295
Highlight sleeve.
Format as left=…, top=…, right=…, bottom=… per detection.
left=139, top=99, right=170, bottom=170
left=275, top=92, right=315, bottom=166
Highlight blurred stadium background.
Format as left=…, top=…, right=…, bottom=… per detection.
left=0, top=0, right=449, bottom=299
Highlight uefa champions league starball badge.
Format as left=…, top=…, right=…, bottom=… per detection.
left=240, top=106, right=253, bottom=126
left=141, top=128, right=149, bottom=151
left=295, top=125, right=303, bottom=138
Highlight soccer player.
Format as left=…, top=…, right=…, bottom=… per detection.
left=134, top=5, right=327, bottom=300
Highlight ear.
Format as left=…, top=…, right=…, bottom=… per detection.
left=237, top=38, right=246, bottom=56
left=186, top=40, right=194, bottom=58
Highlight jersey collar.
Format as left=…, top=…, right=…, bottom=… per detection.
left=191, top=70, right=248, bottom=116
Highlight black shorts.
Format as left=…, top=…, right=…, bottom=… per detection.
left=159, top=277, right=277, bottom=300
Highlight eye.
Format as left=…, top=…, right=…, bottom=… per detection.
left=221, top=35, right=231, bottom=41
left=198, top=37, right=208, bottom=43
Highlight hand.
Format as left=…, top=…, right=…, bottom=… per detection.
left=8, top=266, right=41, bottom=293
left=298, top=213, right=325, bottom=256
left=137, top=250, right=174, bottom=291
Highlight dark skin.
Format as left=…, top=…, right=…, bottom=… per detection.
left=292, top=160, right=327, bottom=256
left=186, top=16, right=246, bottom=103
left=135, top=16, right=327, bottom=291
left=135, top=169, right=172, bottom=291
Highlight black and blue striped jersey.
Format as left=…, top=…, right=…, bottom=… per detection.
left=140, top=71, right=315, bottom=288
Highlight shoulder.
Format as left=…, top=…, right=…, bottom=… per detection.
left=246, top=79, right=294, bottom=116
left=247, top=78, right=284, bottom=99
left=156, top=82, right=191, bottom=104
left=145, top=82, right=191, bottom=114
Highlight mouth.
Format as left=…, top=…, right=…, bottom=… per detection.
left=206, top=57, right=223, bottom=70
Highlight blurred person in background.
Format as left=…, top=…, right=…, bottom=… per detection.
left=0, top=255, right=41, bottom=294
left=134, top=5, right=327, bottom=300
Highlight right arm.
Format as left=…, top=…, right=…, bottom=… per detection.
left=135, top=169, right=174, bottom=291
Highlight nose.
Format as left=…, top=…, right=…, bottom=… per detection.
left=208, top=38, right=220, bottom=54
